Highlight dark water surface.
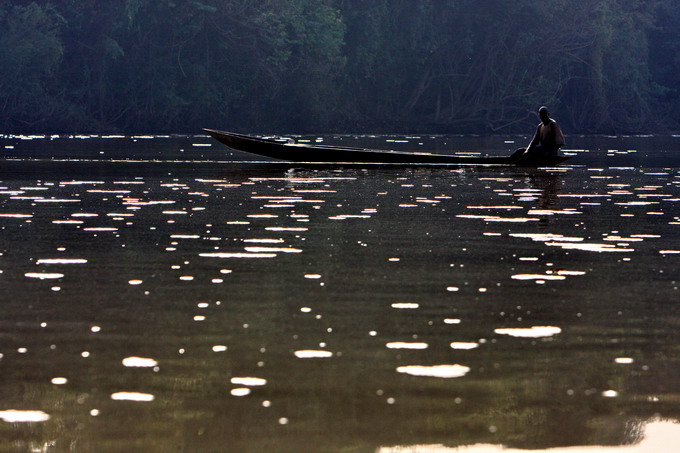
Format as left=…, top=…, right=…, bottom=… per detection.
left=0, top=134, right=679, bottom=452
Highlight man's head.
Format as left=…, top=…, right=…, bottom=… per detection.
left=538, top=106, right=550, bottom=124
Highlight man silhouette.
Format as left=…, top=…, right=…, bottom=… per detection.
left=523, top=106, right=565, bottom=157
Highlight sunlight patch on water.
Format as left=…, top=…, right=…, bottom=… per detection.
left=122, top=357, right=158, bottom=367
left=391, top=303, right=419, bottom=309
left=510, top=233, right=584, bottom=242
left=528, top=209, right=582, bottom=216
left=111, top=392, right=154, bottom=402
left=0, top=410, right=50, bottom=423
left=36, top=259, right=87, bottom=264
left=0, top=214, right=33, bottom=218
left=450, top=342, right=479, bottom=350
left=199, top=252, right=277, bottom=258
left=230, top=388, right=251, bottom=397
left=231, top=377, right=267, bottom=386
left=386, top=342, right=428, bottom=349
left=243, top=238, right=285, bottom=243
left=557, top=270, right=586, bottom=276
left=466, top=206, right=523, bottom=210
left=25, top=272, right=64, bottom=279
left=396, top=364, right=470, bottom=378
left=511, top=274, right=566, bottom=281
left=494, top=326, right=561, bottom=338
left=294, top=350, right=333, bottom=358
left=247, top=214, right=278, bottom=218
left=329, top=214, right=372, bottom=220
left=35, top=198, right=80, bottom=203
left=546, top=242, right=634, bottom=253
left=244, top=247, right=302, bottom=253
left=615, top=357, right=635, bottom=364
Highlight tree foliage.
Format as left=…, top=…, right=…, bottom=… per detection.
left=0, top=0, right=677, bottom=133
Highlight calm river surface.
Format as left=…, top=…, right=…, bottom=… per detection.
left=0, top=133, right=679, bottom=452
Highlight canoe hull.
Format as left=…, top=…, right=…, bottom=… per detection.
left=203, top=129, right=572, bottom=166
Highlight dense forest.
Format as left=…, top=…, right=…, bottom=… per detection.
left=1, top=0, right=679, bottom=134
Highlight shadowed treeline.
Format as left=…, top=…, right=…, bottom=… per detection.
left=1, top=0, right=678, bottom=134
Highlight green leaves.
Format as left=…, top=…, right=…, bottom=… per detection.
left=0, top=0, right=678, bottom=133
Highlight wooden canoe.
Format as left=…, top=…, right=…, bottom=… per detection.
left=203, top=129, right=572, bottom=166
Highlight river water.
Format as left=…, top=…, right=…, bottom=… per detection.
left=0, top=134, right=678, bottom=452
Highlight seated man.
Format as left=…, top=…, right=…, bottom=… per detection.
left=523, top=106, right=565, bottom=157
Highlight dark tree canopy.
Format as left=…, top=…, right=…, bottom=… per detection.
left=0, top=0, right=678, bottom=134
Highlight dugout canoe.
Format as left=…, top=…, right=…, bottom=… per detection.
left=203, top=129, right=572, bottom=166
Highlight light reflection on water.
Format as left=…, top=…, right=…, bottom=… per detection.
left=0, top=135, right=678, bottom=451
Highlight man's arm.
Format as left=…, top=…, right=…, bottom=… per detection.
left=554, top=122, right=565, bottom=146
left=526, top=124, right=541, bottom=153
